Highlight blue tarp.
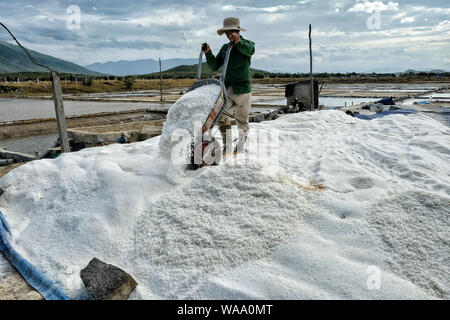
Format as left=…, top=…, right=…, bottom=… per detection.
left=0, top=211, right=70, bottom=300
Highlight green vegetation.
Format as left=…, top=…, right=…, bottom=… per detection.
left=138, top=63, right=450, bottom=80
left=1, top=65, right=449, bottom=98
left=124, top=76, right=136, bottom=90
left=141, top=63, right=271, bottom=79
left=82, top=76, right=94, bottom=86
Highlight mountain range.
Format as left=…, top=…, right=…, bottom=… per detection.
left=144, top=62, right=270, bottom=79
left=0, top=40, right=100, bottom=75
left=85, top=58, right=200, bottom=76
left=1, top=40, right=448, bottom=76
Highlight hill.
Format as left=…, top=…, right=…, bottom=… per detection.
left=0, top=40, right=100, bottom=75
left=401, top=69, right=449, bottom=74
left=143, top=62, right=271, bottom=79
left=86, top=58, right=199, bottom=76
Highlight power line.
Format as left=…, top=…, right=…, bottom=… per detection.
left=0, top=22, right=52, bottom=72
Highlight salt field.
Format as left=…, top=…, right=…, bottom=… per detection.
left=0, top=134, right=57, bottom=155
left=0, top=98, right=167, bottom=122
left=254, top=97, right=377, bottom=107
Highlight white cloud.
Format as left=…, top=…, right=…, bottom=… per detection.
left=392, top=12, right=406, bottom=19
left=3, top=0, right=450, bottom=73
left=433, top=20, right=450, bottom=32
left=410, top=6, right=450, bottom=15
left=119, top=10, right=200, bottom=28
left=222, top=5, right=297, bottom=13
left=400, top=17, right=415, bottom=24
left=348, top=1, right=399, bottom=14
left=315, top=28, right=347, bottom=38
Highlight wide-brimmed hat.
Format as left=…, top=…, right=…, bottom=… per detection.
left=217, top=17, right=247, bottom=36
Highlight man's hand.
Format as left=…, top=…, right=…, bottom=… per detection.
left=202, top=43, right=211, bottom=53
left=229, top=32, right=240, bottom=44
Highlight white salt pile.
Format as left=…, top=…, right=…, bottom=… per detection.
left=0, top=110, right=449, bottom=300
left=368, top=191, right=450, bottom=298
left=158, top=84, right=221, bottom=161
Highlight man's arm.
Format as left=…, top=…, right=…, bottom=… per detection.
left=235, top=38, right=255, bottom=57
left=204, top=44, right=226, bottom=71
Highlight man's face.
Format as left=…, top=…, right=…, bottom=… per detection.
left=225, top=30, right=238, bottom=42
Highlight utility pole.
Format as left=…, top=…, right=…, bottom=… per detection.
left=309, top=24, right=314, bottom=111
left=159, top=58, right=163, bottom=101
left=51, top=71, right=70, bottom=153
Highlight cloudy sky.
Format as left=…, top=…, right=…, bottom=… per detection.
left=0, top=0, right=449, bottom=73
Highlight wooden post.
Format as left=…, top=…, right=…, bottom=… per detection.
left=51, top=71, right=70, bottom=153
left=309, top=24, right=314, bottom=111
left=159, top=58, right=163, bottom=101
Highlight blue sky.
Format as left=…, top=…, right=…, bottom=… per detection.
left=0, top=0, right=449, bottom=72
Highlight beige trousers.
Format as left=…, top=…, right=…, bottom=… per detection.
left=219, top=87, right=252, bottom=152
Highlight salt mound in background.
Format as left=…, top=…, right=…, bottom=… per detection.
left=159, top=84, right=221, bottom=160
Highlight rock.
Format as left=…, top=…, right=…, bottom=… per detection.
left=80, top=258, right=137, bottom=300
left=249, top=113, right=265, bottom=123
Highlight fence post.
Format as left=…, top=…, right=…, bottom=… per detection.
left=51, top=71, right=70, bottom=153
left=159, top=58, right=163, bottom=101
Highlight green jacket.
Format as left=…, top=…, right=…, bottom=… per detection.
left=205, top=36, right=255, bottom=94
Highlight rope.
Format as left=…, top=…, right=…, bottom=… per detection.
left=0, top=22, right=53, bottom=72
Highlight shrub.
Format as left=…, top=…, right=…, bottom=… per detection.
left=83, top=76, right=94, bottom=86
left=124, top=76, right=136, bottom=90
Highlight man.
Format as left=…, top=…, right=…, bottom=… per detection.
left=202, top=17, right=255, bottom=154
